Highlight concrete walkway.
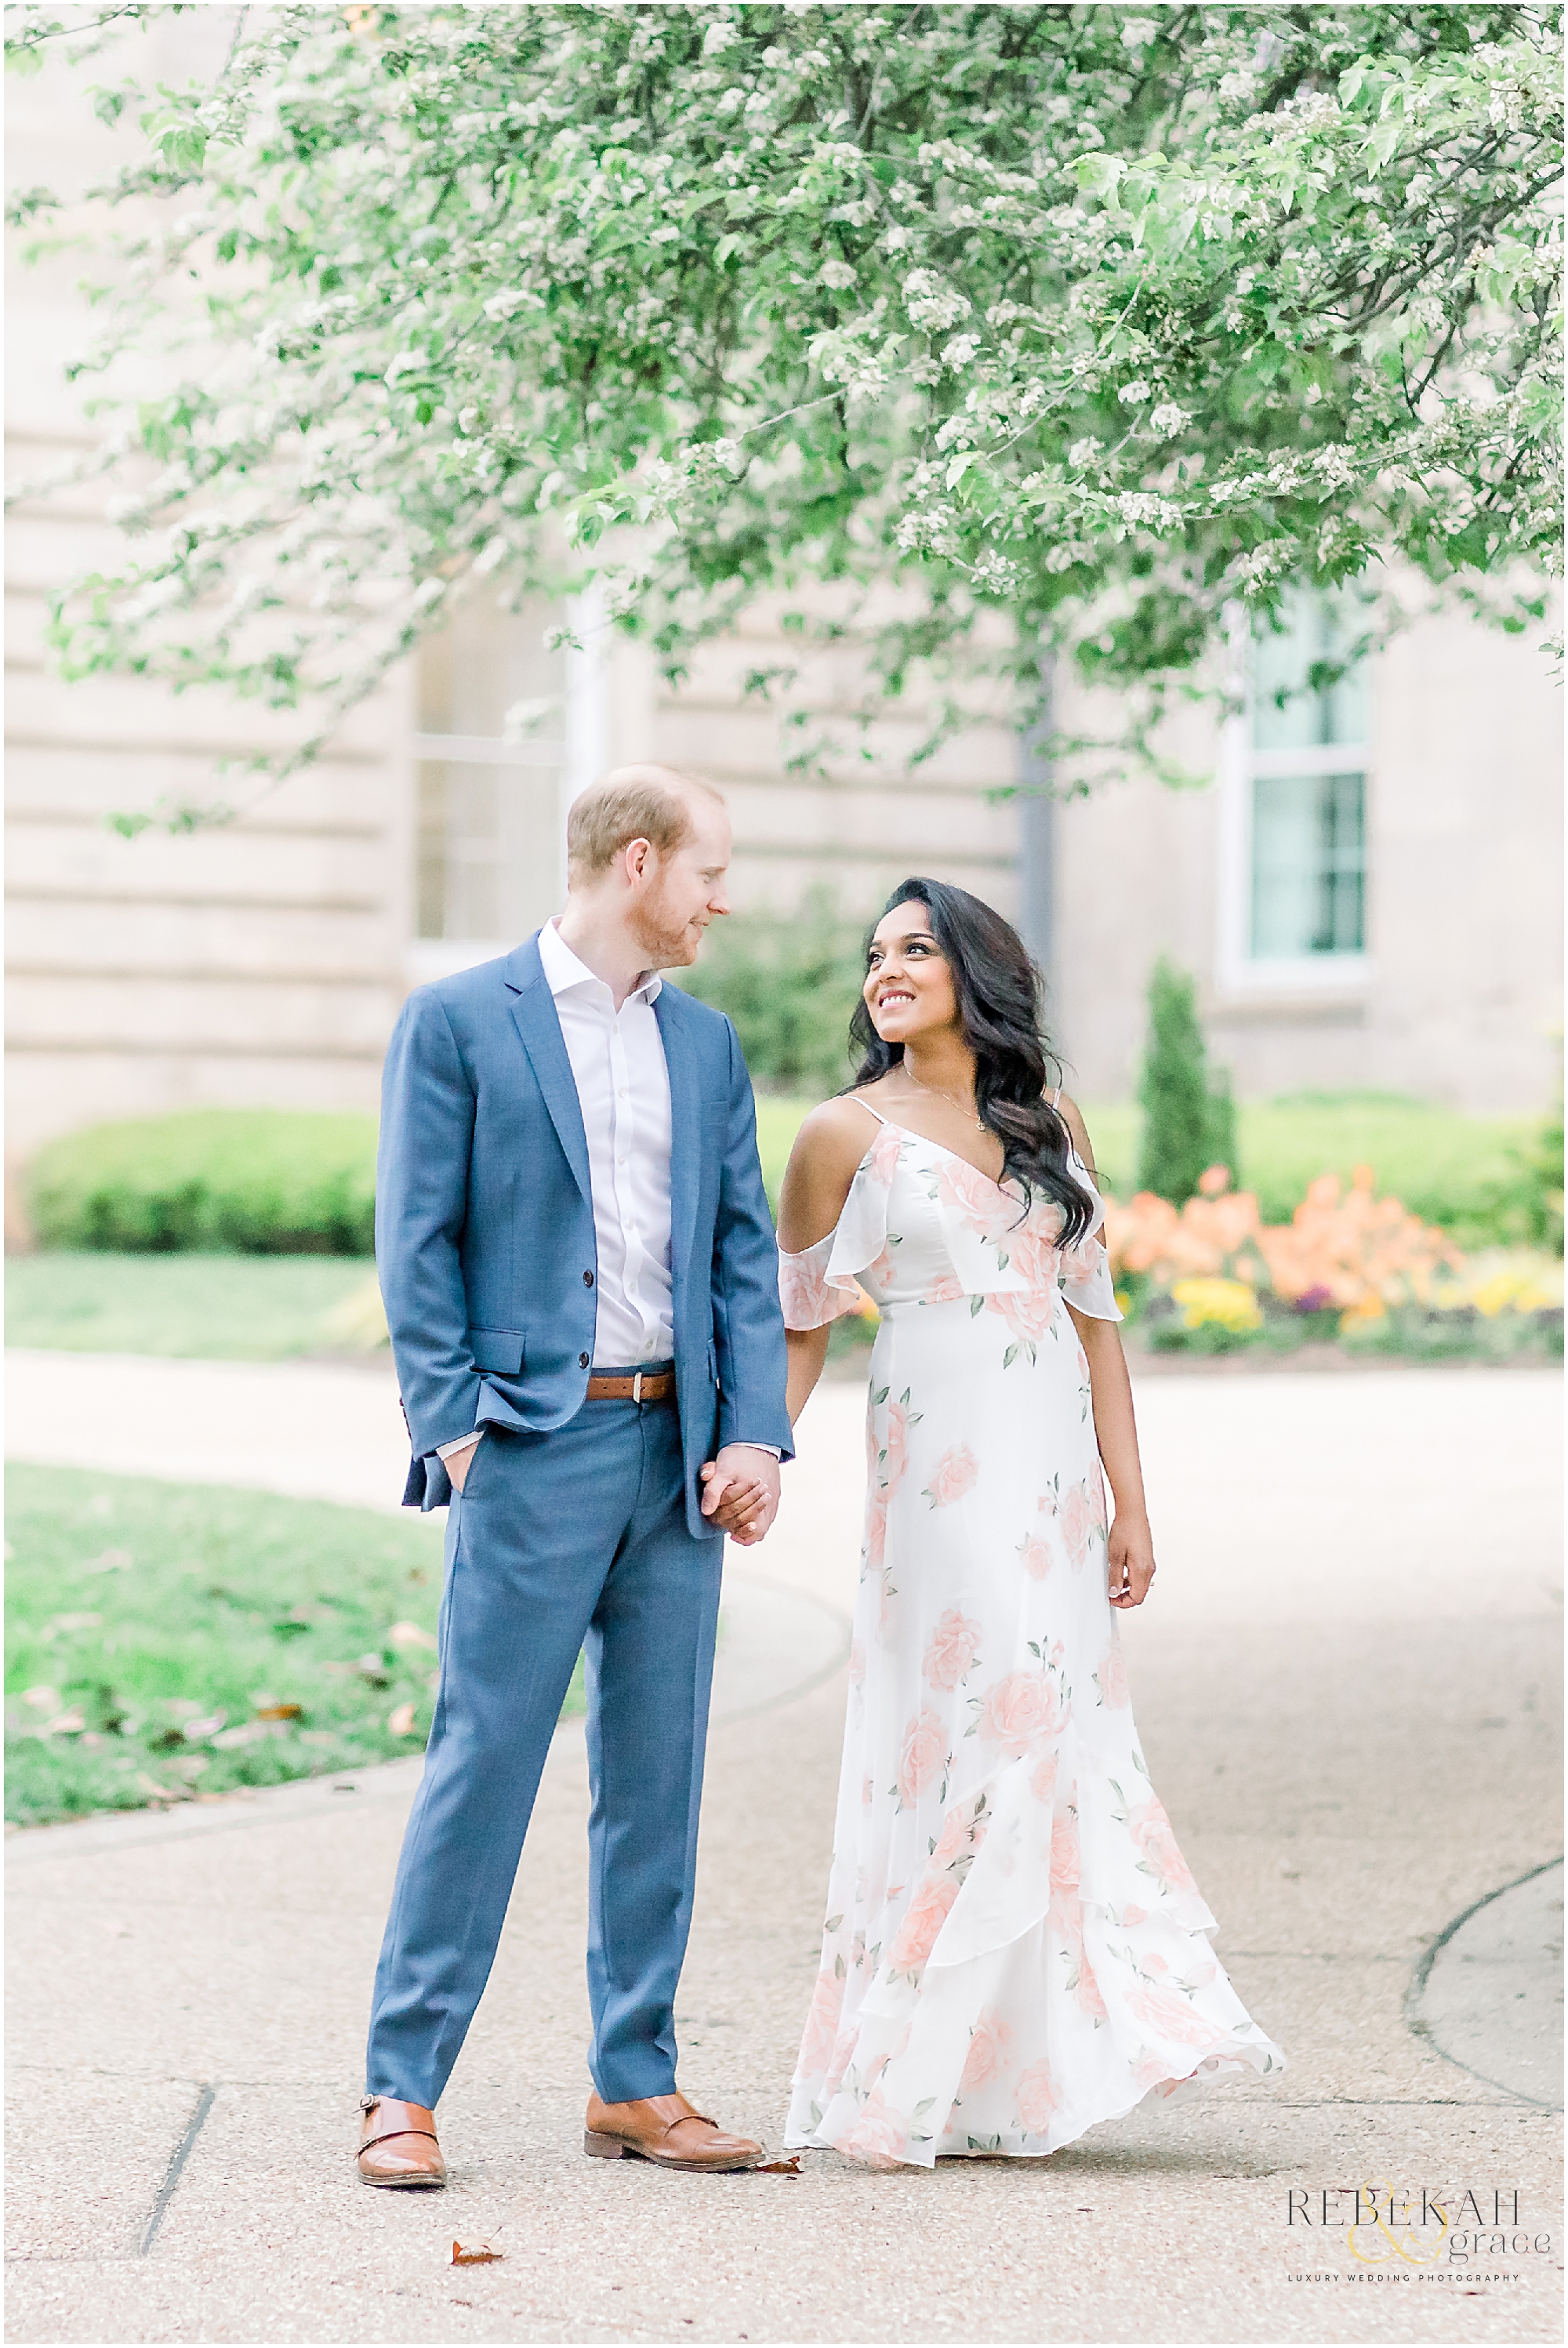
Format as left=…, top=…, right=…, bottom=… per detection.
left=5, top=1357, right=1563, bottom=2343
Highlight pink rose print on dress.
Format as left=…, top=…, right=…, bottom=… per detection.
left=864, top=1485, right=888, bottom=1571
left=931, top=1798, right=988, bottom=1871
left=978, top=1669, right=1063, bottom=1759
left=779, top=1247, right=833, bottom=1330
left=1125, top=1978, right=1226, bottom=2049
left=923, top=1275, right=967, bottom=1304
left=1129, top=1796, right=1200, bottom=1896
left=1098, top=1639, right=1131, bottom=1707
left=985, top=1286, right=1057, bottom=1351
left=837, top=2082, right=906, bottom=2168
left=1059, top=1480, right=1097, bottom=1568
left=1075, top=1953, right=1109, bottom=2021
left=887, top=1867, right=960, bottom=1969
left=828, top=2021, right=859, bottom=2087
left=936, top=1154, right=1015, bottom=1248
left=1122, top=1904, right=1148, bottom=1927
left=923, top=1444, right=978, bottom=1508
left=1015, top=2058, right=1062, bottom=2134
left=799, top=1968, right=845, bottom=2074
left=1029, top=1751, right=1058, bottom=1805
left=882, top=1395, right=913, bottom=1493
left=1132, top=2049, right=1174, bottom=2094
left=1061, top=1235, right=1111, bottom=1293
left=960, top=2011, right=1015, bottom=2090
left=923, top=1606, right=983, bottom=1691
left=1017, top=1532, right=1054, bottom=1581
left=897, top=1704, right=947, bottom=1803
left=869, top=1120, right=904, bottom=1185
left=1002, top=1216, right=1063, bottom=1291
left=1050, top=1808, right=1081, bottom=1906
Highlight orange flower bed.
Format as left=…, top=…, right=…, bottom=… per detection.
left=1101, top=1164, right=1460, bottom=1319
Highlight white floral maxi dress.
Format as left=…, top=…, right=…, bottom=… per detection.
left=779, top=1108, right=1284, bottom=2168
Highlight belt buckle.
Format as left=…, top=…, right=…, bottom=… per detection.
left=632, top=1371, right=643, bottom=1404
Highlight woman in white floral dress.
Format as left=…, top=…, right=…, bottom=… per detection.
left=777, top=879, right=1283, bottom=2169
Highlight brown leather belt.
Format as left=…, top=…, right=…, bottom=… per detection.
left=585, top=1369, right=675, bottom=1403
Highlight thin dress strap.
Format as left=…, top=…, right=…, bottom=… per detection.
left=849, top=1094, right=894, bottom=1128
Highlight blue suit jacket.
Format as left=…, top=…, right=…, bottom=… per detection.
left=376, top=933, right=793, bottom=1531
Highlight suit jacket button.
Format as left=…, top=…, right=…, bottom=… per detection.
left=583, top=1270, right=594, bottom=1287
left=579, top=1352, right=590, bottom=1369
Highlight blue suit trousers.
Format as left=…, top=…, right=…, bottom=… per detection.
left=365, top=1396, right=722, bottom=2109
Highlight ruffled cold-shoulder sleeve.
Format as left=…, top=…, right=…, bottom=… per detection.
left=778, top=1123, right=901, bottom=1330
left=1055, top=1159, right=1123, bottom=1322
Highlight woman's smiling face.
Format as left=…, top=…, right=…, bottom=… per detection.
left=863, top=902, right=961, bottom=1046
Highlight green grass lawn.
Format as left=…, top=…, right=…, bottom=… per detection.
left=3, top=1464, right=585, bottom=1827
left=5, top=1250, right=379, bottom=1359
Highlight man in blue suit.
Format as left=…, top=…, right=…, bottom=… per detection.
left=359, top=765, right=793, bottom=2187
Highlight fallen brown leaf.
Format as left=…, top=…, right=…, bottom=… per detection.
left=387, top=1701, right=419, bottom=1737
left=388, top=1621, right=439, bottom=1653
left=753, top=2156, right=802, bottom=2174
left=451, top=2241, right=504, bottom=2266
left=254, top=1701, right=303, bottom=1720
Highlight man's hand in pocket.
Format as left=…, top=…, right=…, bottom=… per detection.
left=443, top=1436, right=481, bottom=1493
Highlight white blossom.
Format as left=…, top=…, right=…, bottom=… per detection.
left=1117, top=379, right=1152, bottom=405
left=818, top=259, right=858, bottom=291
left=1149, top=402, right=1187, bottom=435
left=902, top=269, right=971, bottom=332
left=940, top=333, right=981, bottom=370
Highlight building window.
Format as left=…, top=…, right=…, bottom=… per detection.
left=411, top=593, right=568, bottom=967
left=1218, top=592, right=1370, bottom=990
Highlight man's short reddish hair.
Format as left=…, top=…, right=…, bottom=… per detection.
left=566, top=764, right=726, bottom=880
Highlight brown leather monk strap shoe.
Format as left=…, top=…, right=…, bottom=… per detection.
left=358, top=2094, right=447, bottom=2188
left=584, top=2089, right=764, bottom=2172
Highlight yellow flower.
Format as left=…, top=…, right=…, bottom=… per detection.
left=1169, top=1276, right=1262, bottom=1334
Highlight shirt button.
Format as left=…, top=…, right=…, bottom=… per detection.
left=579, top=1351, right=590, bottom=1370
left=583, top=1270, right=594, bottom=1287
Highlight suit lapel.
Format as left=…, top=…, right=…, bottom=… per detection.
left=654, top=985, right=701, bottom=1282
left=503, top=935, right=591, bottom=1208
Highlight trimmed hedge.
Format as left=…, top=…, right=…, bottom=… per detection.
left=27, top=1110, right=378, bottom=1255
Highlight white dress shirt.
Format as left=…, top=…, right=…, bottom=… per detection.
left=437, top=924, right=777, bottom=1470
left=536, top=916, right=674, bottom=1365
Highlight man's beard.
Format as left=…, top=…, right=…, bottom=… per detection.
left=627, top=874, right=700, bottom=969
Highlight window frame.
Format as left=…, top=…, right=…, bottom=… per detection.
left=402, top=592, right=606, bottom=983
left=1215, top=602, right=1372, bottom=1000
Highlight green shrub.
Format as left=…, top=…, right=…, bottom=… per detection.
left=27, top=1109, right=378, bottom=1255
left=678, top=893, right=865, bottom=1098
left=1135, top=960, right=1237, bottom=1203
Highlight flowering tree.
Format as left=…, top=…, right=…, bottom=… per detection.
left=8, top=2, right=1562, bottom=813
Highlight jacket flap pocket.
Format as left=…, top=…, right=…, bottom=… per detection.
left=470, top=1327, right=525, bottom=1374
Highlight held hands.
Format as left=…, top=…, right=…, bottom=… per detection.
left=1108, top=1511, right=1156, bottom=1609
left=700, top=1446, right=782, bottom=1546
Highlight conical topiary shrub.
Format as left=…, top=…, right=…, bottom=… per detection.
left=1136, top=960, right=1240, bottom=1204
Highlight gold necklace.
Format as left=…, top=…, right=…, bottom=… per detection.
left=898, top=1065, right=986, bottom=1134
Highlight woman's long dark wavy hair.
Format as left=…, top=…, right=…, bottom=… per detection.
left=847, top=876, right=1093, bottom=1247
